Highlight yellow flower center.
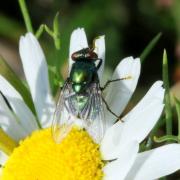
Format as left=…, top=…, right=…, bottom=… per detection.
left=1, top=128, right=104, bottom=180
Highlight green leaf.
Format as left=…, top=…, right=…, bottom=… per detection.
left=0, top=56, right=36, bottom=115
left=35, top=24, right=45, bottom=39
left=147, top=117, right=165, bottom=148
left=44, top=25, right=53, bottom=37
left=163, top=50, right=173, bottom=135
left=53, top=12, right=60, bottom=36
left=140, top=32, right=162, bottom=63
left=35, top=13, right=61, bottom=50
left=154, top=135, right=178, bottom=143
left=53, top=12, right=61, bottom=50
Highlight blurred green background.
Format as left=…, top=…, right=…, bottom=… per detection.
left=0, top=0, right=180, bottom=179
left=0, top=0, right=180, bottom=90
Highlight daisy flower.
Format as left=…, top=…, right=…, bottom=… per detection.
left=0, top=28, right=180, bottom=180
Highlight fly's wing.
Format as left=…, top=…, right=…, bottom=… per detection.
left=81, top=83, right=106, bottom=143
left=52, top=81, right=75, bottom=143
left=52, top=81, right=106, bottom=143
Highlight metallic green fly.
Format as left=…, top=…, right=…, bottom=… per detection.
left=52, top=47, right=127, bottom=143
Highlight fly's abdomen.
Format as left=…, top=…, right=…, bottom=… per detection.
left=68, top=93, right=89, bottom=118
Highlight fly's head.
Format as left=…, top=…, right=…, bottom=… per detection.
left=71, top=48, right=98, bottom=61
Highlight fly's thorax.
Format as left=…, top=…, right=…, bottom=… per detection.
left=70, top=61, right=97, bottom=93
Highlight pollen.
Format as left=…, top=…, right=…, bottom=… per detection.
left=1, top=128, right=104, bottom=180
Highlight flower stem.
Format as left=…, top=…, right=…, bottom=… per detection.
left=163, top=50, right=173, bottom=135
left=18, top=0, right=34, bottom=33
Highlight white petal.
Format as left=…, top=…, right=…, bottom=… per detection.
left=19, top=33, right=55, bottom=128
left=0, top=75, right=38, bottom=133
left=100, top=120, right=123, bottom=160
left=105, top=57, right=141, bottom=126
left=94, top=36, right=105, bottom=81
left=69, top=28, right=88, bottom=73
left=0, top=151, right=8, bottom=166
left=125, top=144, right=180, bottom=180
left=0, top=94, right=27, bottom=141
left=101, top=81, right=164, bottom=160
left=125, top=81, right=165, bottom=115
left=103, top=141, right=139, bottom=180
left=118, top=83, right=164, bottom=144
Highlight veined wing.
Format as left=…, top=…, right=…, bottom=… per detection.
left=80, top=83, right=106, bottom=143
left=52, top=81, right=106, bottom=143
left=51, top=81, right=75, bottom=143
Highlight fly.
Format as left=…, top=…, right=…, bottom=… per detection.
left=52, top=46, right=128, bottom=143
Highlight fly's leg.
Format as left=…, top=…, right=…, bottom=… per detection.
left=100, top=76, right=131, bottom=121
left=101, top=95, right=124, bottom=122
left=96, top=58, right=102, bottom=70
left=101, top=76, right=131, bottom=91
